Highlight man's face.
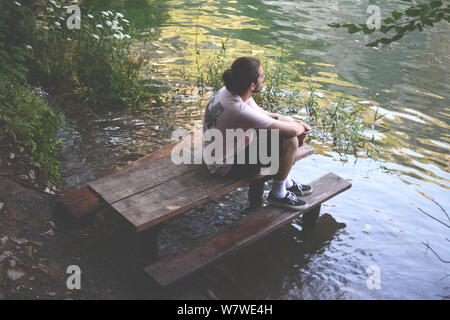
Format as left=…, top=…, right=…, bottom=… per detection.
left=251, top=66, right=264, bottom=94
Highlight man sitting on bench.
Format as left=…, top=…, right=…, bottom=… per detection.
left=203, top=56, right=313, bottom=210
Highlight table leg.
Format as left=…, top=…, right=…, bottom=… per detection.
left=248, top=179, right=265, bottom=209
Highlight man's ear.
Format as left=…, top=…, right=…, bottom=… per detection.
left=250, top=82, right=256, bottom=91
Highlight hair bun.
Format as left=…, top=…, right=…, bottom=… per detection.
left=222, top=68, right=232, bottom=89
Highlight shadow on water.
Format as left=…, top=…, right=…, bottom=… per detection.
left=158, top=212, right=347, bottom=300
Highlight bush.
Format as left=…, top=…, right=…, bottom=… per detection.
left=0, top=1, right=63, bottom=185
left=0, top=0, right=33, bottom=83
left=30, top=1, right=150, bottom=106
left=0, top=78, right=63, bottom=185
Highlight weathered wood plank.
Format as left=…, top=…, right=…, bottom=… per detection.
left=111, top=143, right=315, bottom=232
left=144, top=172, right=351, bottom=287
left=58, top=135, right=194, bottom=217
left=88, top=133, right=203, bottom=204
left=57, top=186, right=105, bottom=218
left=59, top=135, right=314, bottom=222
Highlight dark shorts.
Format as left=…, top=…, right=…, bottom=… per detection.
left=227, top=130, right=283, bottom=179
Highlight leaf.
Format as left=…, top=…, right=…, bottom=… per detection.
left=347, top=24, right=359, bottom=34
left=392, top=11, right=403, bottom=20
left=366, top=40, right=380, bottom=47
left=380, top=25, right=395, bottom=34
left=361, top=24, right=375, bottom=34
left=328, top=22, right=341, bottom=28
left=405, top=8, right=422, bottom=17
left=430, top=0, right=443, bottom=9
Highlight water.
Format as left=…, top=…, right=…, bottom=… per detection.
left=61, top=0, right=449, bottom=299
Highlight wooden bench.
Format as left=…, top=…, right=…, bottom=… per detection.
left=58, top=133, right=351, bottom=287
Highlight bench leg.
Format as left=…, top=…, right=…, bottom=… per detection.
left=131, top=226, right=160, bottom=265
left=302, top=204, right=321, bottom=232
left=248, top=179, right=265, bottom=209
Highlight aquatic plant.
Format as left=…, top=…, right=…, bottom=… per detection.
left=188, top=38, right=388, bottom=160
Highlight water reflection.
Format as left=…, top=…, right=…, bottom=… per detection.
left=59, top=0, right=449, bottom=299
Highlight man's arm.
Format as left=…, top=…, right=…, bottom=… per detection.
left=263, top=111, right=311, bottom=147
left=262, top=111, right=311, bottom=134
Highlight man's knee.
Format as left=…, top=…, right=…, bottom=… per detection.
left=281, top=136, right=298, bottom=151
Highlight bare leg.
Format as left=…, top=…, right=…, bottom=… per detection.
left=274, top=136, right=298, bottom=181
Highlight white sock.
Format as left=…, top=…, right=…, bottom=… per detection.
left=285, top=173, right=294, bottom=189
left=271, top=179, right=287, bottom=199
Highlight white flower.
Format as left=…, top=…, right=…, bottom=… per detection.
left=25, top=45, right=32, bottom=50
left=92, top=34, right=100, bottom=40
left=107, top=10, right=113, bottom=16
left=49, top=0, right=57, bottom=6
left=123, top=34, right=131, bottom=39
left=96, top=24, right=103, bottom=28
left=115, top=12, right=124, bottom=19
left=47, top=7, right=54, bottom=12
left=43, top=26, right=49, bottom=30
left=60, top=16, right=65, bottom=21
left=54, top=21, right=61, bottom=27
left=122, top=18, right=129, bottom=24
left=106, top=20, right=112, bottom=27
left=67, top=37, right=72, bottom=41
left=102, top=11, right=108, bottom=17
left=112, top=33, right=124, bottom=39
left=87, top=14, right=94, bottom=19
left=150, top=27, right=155, bottom=33
left=14, top=1, right=21, bottom=6
left=111, top=20, right=122, bottom=31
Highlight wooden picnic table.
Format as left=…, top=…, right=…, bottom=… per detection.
left=58, top=133, right=351, bottom=286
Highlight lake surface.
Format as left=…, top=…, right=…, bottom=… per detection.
left=61, top=0, right=449, bottom=299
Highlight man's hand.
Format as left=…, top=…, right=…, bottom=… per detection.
left=295, top=119, right=311, bottom=134
left=266, top=112, right=311, bottom=144
left=292, top=119, right=311, bottom=147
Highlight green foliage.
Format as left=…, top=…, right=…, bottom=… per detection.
left=193, top=37, right=231, bottom=94
left=191, top=39, right=387, bottom=159
left=303, top=83, right=389, bottom=158
left=30, top=1, right=150, bottom=106
left=0, top=0, right=33, bottom=83
left=329, top=0, right=449, bottom=47
left=254, top=49, right=300, bottom=112
left=0, top=1, right=63, bottom=185
left=0, top=78, right=63, bottom=185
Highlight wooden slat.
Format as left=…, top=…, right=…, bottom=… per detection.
left=57, top=186, right=105, bottom=218
left=58, top=135, right=193, bottom=217
left=144, top=172, right=351, bottom=287
left=111, top=144, right=315, bottom=232
left=88, top=133, right=203, bottom=204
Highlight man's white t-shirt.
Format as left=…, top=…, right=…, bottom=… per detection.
left=203, top=86, right=275, bottom=177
